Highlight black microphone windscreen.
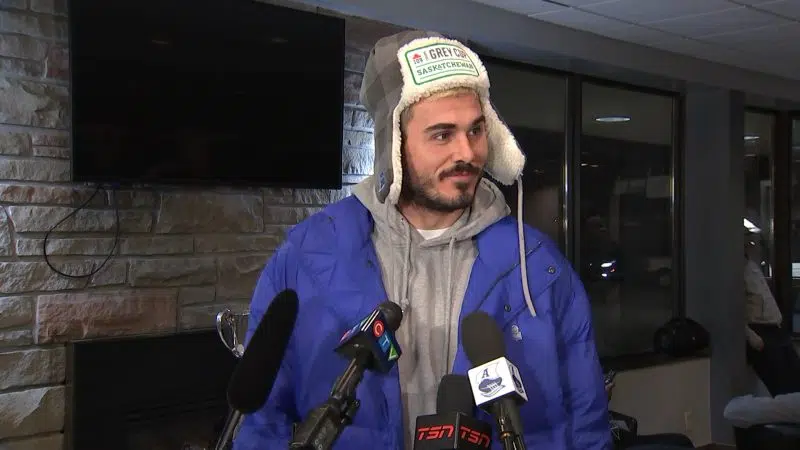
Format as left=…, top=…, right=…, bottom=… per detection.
left=461, top=311, right=506, bottom=366
left=436, top=374, right=475, bottom=415
left=227, top=289, right=299, bottom=414
left=378, top=301, right=403, bottom=331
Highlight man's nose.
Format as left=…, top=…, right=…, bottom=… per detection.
left=451, top=133, right=476, bottom=162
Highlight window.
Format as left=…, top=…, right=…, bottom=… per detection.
left=791, top=118, right=800, bottom=333
left=483, top=61, right=567, bottom=249
left=482, top=59, right=683, bottom=358
left=579, top=82, right=676, bottom=357
left=743, top=111, right=775, bottom=279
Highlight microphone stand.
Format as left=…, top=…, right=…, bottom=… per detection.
left=491, top=402, right=527, bottom=450
left=213, top=310, right=248, bottom=450
left=213, top=409, right=243, bottom=450
left=289, top=352, right=369, bottom=450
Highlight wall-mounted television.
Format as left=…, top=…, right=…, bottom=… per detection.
left=68, top=0, right=345, bottom=189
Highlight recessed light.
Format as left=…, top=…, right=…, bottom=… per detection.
left=744, top=218, right=761, bottom=233
left=744, top=135, right=760, bottom=141
left=595, top=116, right=631, bottom=123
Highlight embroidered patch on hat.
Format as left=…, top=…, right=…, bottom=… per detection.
left=402, top=42, right=480, bottom=85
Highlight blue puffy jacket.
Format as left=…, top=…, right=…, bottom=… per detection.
left=233, top=196, right=612, bottom=450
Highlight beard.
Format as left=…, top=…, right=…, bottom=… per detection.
left=399, top=160, right=482, bottom=212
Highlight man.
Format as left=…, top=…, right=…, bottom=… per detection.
left=725, top=393, right=800, bottom=449
left=744, top=231, right=800, bottom=395
left=233, top=30, right=610, bottom=450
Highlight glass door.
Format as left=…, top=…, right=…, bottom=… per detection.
left=744, top=110, right=776, bottom=279
left=790, top=116, right=800, bottom=333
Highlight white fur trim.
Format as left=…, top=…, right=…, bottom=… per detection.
left=387, top=36, right=525, bottom=205
left=387, top=104, right=404, bottom=205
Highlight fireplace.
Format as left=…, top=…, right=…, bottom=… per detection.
left=65, top=330, right=238, bottom=450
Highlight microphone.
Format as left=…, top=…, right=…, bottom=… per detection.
left=413, top=374, right=492, bottom=449
left=289, top=301, right=403, bottom=450
left=461, top=312, right=528, bottom=450
left=214, top=289, right=299, bottom=450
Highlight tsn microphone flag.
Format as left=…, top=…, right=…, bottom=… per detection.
left=466, top=357, right=528, bottom=408
left=335, top=304, right=402, bottom=373
left=415, top=415, right=491, bottom=449
left=414, top=374, right=492, bottom=450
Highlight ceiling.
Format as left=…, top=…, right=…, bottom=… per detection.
left=469, top=0, right=800, bottom=81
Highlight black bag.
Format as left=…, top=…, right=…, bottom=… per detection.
left=609, top=410, right=638, bottom=449
left=653, top=317, right=710, bottom=357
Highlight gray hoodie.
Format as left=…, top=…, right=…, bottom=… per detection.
left=352, top=177, right=509, bottom=447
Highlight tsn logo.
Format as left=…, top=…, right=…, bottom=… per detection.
left=415, top=425, right=491, bottom=448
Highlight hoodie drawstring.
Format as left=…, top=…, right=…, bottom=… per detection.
left=446, top=235, right=456, bottom=370
left=446, top=236, right=455, bottom=314
left=517, top=177, right=537, bottom=317
left=400, top=225, right=412, bottom=312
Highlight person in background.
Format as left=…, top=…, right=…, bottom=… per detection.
left=744, top=231, right=800, bottom=396
left=724, top=392, right=800, bottom=429
left=234, top=30, right=611, bottom=450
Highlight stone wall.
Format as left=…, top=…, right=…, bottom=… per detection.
left=0, top=2, right=400, bottom=448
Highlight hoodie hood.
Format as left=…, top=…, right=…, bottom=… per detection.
left=353, top=175, right=510, bottom=246
left=359, top=30, right=525, bottom=206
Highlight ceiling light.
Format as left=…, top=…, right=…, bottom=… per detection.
left=744, top=135, right=759, bottom=141
left=744, top=218, right=761, bottom=233
left=595, top=116, right=631, bottom=123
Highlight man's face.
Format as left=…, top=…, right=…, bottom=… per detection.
left=400, top=92, right=488, bottom=212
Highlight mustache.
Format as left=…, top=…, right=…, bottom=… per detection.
left=440, top=162, right=481, bottom=180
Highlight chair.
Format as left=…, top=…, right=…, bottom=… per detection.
left=734, top=423, right=800, bottom=450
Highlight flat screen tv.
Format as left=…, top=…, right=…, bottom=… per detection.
left=68, top=0, right=345, bottom=189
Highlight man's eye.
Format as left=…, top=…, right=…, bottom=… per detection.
left=432, top=132, right=451, bottom=141
left=470, top=125, right=485, bottom=136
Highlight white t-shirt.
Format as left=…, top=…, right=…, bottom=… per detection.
left=416, top=227, right=450, bottom=240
